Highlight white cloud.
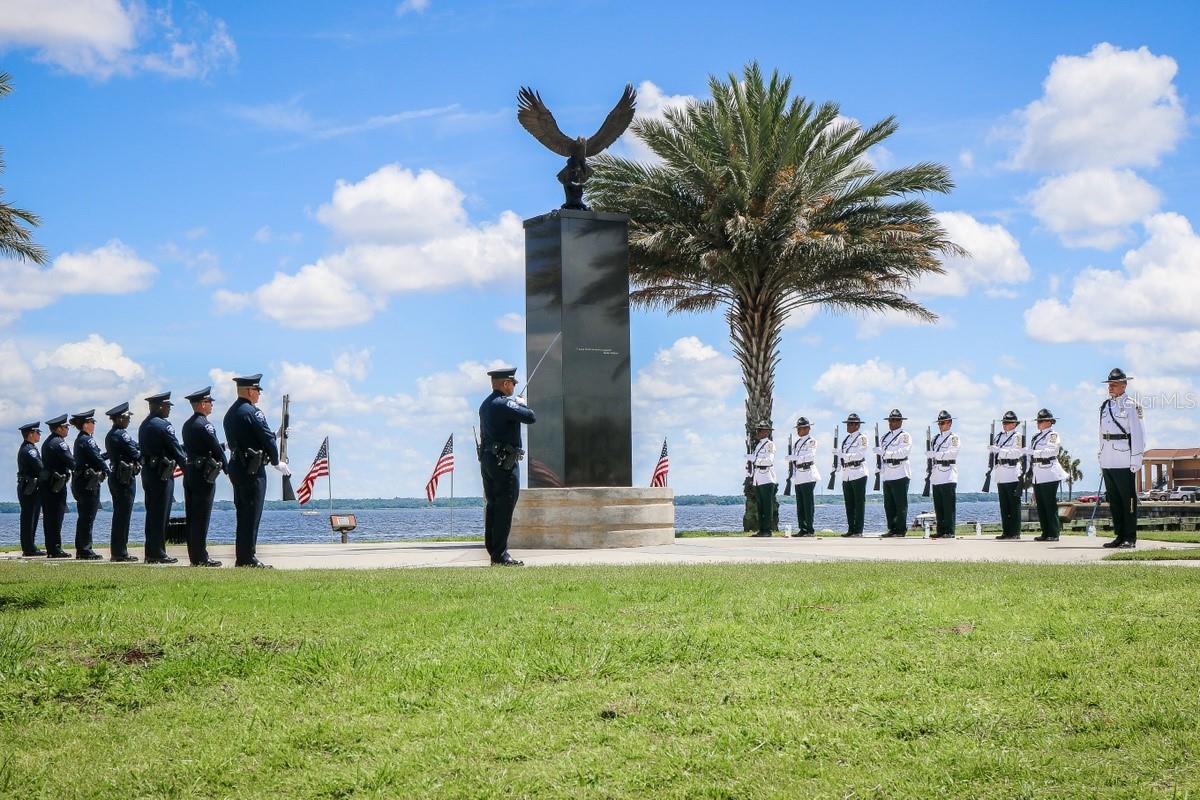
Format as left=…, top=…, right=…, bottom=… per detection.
left=1004, top=43, right=1186, bottom=171
left=228, top=98, right=457, bottom=141
left=212, top=288, right=251, bottom=314
left=920, top=212, right=1031, bottom=296
left=496, top=313, right=524, bottom=334
left=0, top=0, right=236, bottom=80
left=618, top=80, right=696, bottom=163
left=0, top=240, right=156, bottom=324
left=34, top=333, right=144, bottom=381
left=959, top=149, right=975, bottom=171
left=784, top=306, right=818, bottom=329
left=634, top=336, right=740, bottom=405
left=396, top=0, right=430, bottom=15
left=317, top=165, right=467, bottom=242
left=855, top=308, right=949, bottom=340
left=1028, top=168, right=1161, bottom=249
left=333, top=349, right=371, bottom=381
left=253, top=263, right=383, bottom=329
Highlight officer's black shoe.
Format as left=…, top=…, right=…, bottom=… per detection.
left=192, top=559, right=222, bottom=567
left=110, top=554, right=138, bottom=563
left=235, top=559, right=273, bottom=568
left=1116, top=542, right=1136, bottom=549
left=995, top=534, right=1020, bottom=540
left=1101, top=539, right=1124, bottom=548
left=46, top=550, right=72, bottom=559
left=146, top=556, right=179, bottom=564
left=491, top=556, right=524, bottom=566
left=1033, top=535, right=1059, bottom=542
left=841, top=532, right=862, bottom=538
left=751, top=532, right=773, bottom=537
left=880, top=532, right=904, bottom=538
left=76, top=550, right=103, bottom=560
left=22, top=548, right=47, bottom=557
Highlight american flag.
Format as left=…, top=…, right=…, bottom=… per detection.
left=650, top=439, right=669, bottom=487
left=425, top=434, right=454, bottom=503
left=297, top=437, right=330, bottom=505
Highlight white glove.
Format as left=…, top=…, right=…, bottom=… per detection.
left=987, top=445, right=1000, bottom=454
left=513, top=394, right=527, bottom=406
left=273, top=461, right=292, bottom=477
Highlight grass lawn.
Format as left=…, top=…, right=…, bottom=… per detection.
left=2, top=562, right=1198, bottom=799
left=1104, top=547, right=1200, bottom=561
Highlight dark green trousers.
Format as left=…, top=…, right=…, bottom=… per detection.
left=997, top=481, right=1022, bottom=537
left=1033, top=480, right=1060, bottom=538
left=754, top=482, right=777, bottom=534
left=1102, top=468, right=1137, bottom=543
left=794, top=481, right=815, bottom=535
left=842, top=476, right=866, bottom=534
left=932, top=483, right=956, bottom=537
left=883, top=477, right=909, bottom=536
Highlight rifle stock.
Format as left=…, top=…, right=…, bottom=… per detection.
left=826, top=425, right=838, bottom=491
left=1020, top=421, right=1030, bottom=499
left=922, top=425, right=932, bottom=497
left=982, top=419, right=996, bottom=492
left=279, top=395, right=296, bottom=502
left=783, top=433, right=794, bottom=496
left=872, top=423, right=881, bottom=491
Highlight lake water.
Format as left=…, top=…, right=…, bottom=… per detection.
left=0, top=501, right=1003, bottom=547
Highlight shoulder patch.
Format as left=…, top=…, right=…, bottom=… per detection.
left=166, top=424, right=176, bottom=436
left=1135, top=403, right=1144, bottom=419
left=900, top=432, right=911, bottom=444
left=1048, top=432, right=1059, bottom=443
left=506, top=399, right=521, bottom=410
left=254, top=410, right=267, bottom=422
left=949, top=434, right=960, bottom=446
left=205, top=423, right=216, bottom=434
left=59, top=440, right=70, bottom=451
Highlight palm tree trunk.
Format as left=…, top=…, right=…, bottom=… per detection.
left=730, top=294, right=784, bottom=532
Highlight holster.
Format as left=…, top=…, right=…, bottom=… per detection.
left=194, top=456, right=223, bottom=484
left=157, top=458, right=176, bottom=481
left=48, top=471, right=69, bottom=493
left=82, top=468, right=103, bottom=492
left=114, top=461, right=135, bottom=486
left=243, top=448, right=265, bottom=473
left=490, top=443, right=523, bottom=471
left=17, top=475, right=38, bottom=496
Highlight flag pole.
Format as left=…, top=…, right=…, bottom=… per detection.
left=327, top=437, right=334, bottom=515
left=449, top=443, right=455, bottom=537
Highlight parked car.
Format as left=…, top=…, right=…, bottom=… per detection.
left=1168, top=486, right=1200, bottom=502
left=1149, top=488, right=1172, bottom=501
left=1077, top=493, right=1106, bottom=504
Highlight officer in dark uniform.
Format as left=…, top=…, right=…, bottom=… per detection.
left=479, top=367, right=535, bottom=566
left=182, top=386, right=226, bottom=567
left=16, top=421, right=46, bottom=557
left=104, top=402, right=141, bottom=562
left=70, top=410, right=109, bottom=559
left=39, top=414, right=74, bottom=558
left=138, top=392, right=186, bottom=564
left=223, top=374, right=283, bottom=568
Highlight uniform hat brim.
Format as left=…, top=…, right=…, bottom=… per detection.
left=232, top=374, right=263, bottom=388
left=18, top=422, right=41, bottom=433
left=45, top=414, right=68, bottom=427
left=487, top=368, right=518, bottom=380
left=105, top=403, right=131, bottom=418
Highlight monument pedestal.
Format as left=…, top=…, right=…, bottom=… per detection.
left=509, top=487, right=675, bottom=548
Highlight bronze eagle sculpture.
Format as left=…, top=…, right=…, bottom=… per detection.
left=517, top=84, right=637, bottom=210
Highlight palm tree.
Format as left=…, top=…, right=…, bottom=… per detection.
left=0, top=73, right=46, bottom=265
left=589, top=63, right=962, bottom=519
left=1058, top=448, right=1083, bottom=500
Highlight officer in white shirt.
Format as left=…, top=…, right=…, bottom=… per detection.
left=787, top=417, right=819, bottom=537
left=746, top=421, right=777, bottom=537
left=1099, top=368, right=1146, bottom=548
left=837, top=413, right=871, bottom=537
left=927, top=410, right=960, bottom=539
left=876, top=409, right=912, bottom=538
left=988, top=411, right=1025, bottom=540
left=1026, top=408, right=1068, bottom=541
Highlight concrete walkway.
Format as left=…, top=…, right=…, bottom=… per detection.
left=3, top=533, right=1196, bottom=569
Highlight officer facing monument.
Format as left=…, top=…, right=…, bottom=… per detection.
left=182, top=386, right=226, bottom=567
left=104, top=402, right=141, bottom=562
left=70, top=410, right=109, bottom=560
left=16, top=421, right=45, bottom=557
left=139, top=392, right=187, bottom=564
left=224, top=374, right=284, bottom=568
left=877, top=409, right=912, bottom=538
left=837, top=413, right=871, bottom=537
left=1099, top=367, right=1145, bottom=549
left=478, top=367, right=536, bottom=565
left=39, top=414, right=74, bottom=558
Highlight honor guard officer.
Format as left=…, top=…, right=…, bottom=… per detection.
left=990, top=411, right=1024, bottom=540
left=40, top=414, right=74, bottom=558
left=787, top=417, right=819, bottom=537
left=182, top=387, right=226, bottom=567
left=69, top=410, right=109, bottom=559
left=927, top=411, right=960, bottom=539
left=746, top=421, right=777, bottom=537
left=1099, top=368, right=1145, bottom=549
left=104, top=403, right=141, bottom=562
left=139, top=392, right=186, bottom=564
left=16, top=421, right=46, bottom=556
left=478, top=367, right=536, bottom=565
left=877, top=409, right=912, bottom=538
left=1027, top=409, right=1068, bottom=542
left=838, top=414, right=871, bottom=537
left=224, top=374, right=284, bottom=568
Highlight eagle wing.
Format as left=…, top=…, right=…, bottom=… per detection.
left=517, top=87, right=576, bottom=157
left=585, top=83, right=637, bottom=156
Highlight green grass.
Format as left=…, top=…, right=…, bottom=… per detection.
left=1104, top=547, right=1200, bottom=561
left=2, top=562, right=1199, bottom=799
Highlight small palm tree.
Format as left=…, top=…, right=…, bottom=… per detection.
left=0, top=73, right=46, bottom=265
left=1058, top=449, right=1083, bottom=499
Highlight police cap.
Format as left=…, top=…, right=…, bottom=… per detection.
left=233, top=374, right=263, bottom=389
left=145, top=391, right=172, bottom=406
left=45, top=413, right=69, bottom=428
left=1104, top=367, right=1131, bottom=383
left=1001, top=410, right=1019, bottom=424
left=106, top=402, right=130, bottom=418
left=18, top=421, right=40, bottom=433
left=487, top=367, right=518, bottom=380
left=843, top=413, right=863, bottom=424
left=186, top=386, right=213, bottom=403
left=69, top=410, right=96, bottom=427
left=936, top=410, right=952, bottom=423
left=886, top=409, right=906, bottom=420
left=1036, top=408, right=1056, bottom=423
left=795, top=416, right=811, bottom=428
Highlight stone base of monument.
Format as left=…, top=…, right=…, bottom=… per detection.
left=509, top=487, right=675, bottom=548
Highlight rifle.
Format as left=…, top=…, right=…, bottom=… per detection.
left=279, top=394, right=296, bottom=501
left=826, top=425, right=838, bottom=491
left=472, top=426, right=481, bottom=462
left=982, top=419, right=996, bottom=492
left=1020, top=421, right=1030, bottom=501
left=783, top=433, right=794, bottom=496
left=922, top=425, right=933, bottom=497
left=872, top=423, right=882, bottom=491
left=744, top=433, right=755, bottom=492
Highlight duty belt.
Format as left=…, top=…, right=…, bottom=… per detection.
left=796, top=462, right=813, bottom=469
left=1034, top=458, right=1054, bottom=465
left=755, top=465, right=770, bottom=470
left=935, top=460, right=956, bottom=466
left=998, top=459, right=1020, bottom=466
left=884, top=458, right=907, bottom=465
left=1102, top=433, right=1131, bottom=440
left=842, top=459, right=864, bottom=467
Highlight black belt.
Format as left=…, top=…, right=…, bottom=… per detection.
left=998, top=459, right=1019, bottom=466
left=935, top=460, right=956, bottom=466
left=842, top=459, right=863, bottom=467
left=1034, top=458, right=1054, bottom=465
left=755, top=465, right=770, bottom=470
left=885, top=458, right=907, bottom=465
left=796, top=462, right=813, bottom=469
left=1102, top=433, right=1130, bottom=440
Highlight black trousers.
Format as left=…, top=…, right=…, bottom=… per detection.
left=142, top=475, right=174, bottom=560
left=793, top=481, right=815, bottom=535
left=481, top=463, right=519, bottom=560
left=1033, top=480, right=1061, bottom=538
left=18, top=489, right=41, bottom=554
left=72, top=482, right=101, bottom=552
left=39, top=487, right=67, bottom=553
left=184, top=473, right=216, bottom=564
left=883, top=477, right=909, bottom=536
left=997, top=480, right=1022, bottom=537
left=932, top=482, right=956, bottom=537
left=754, top=482, right=777, bottom=534
left=232, top=470, right=267, bottom=564
left=107, top=477, right=135, bottom=558
left=842, top=476, right=866, bottom=534
left=1103, top=468, right=1138, bottom=543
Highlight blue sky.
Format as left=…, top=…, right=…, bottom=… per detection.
left=2, top=0, right=1198, bottom=500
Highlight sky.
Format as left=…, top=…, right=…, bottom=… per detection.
left=1, top=0, right=1199, bottom=501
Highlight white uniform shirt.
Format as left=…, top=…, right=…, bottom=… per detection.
left=788, top=435, right=820, bottom=485
left=876, top=428, right=912, bottom=481
left=1027, top=426, right=1068, bottom=484
left=746, top=438, right=776, bottom=486
left=1098, top=393, right=1146, bottom=471
left=990, top=428, right=1024, bottom=485
left=927, top=429, right=960, bottom=486
left=838, top=430, right=871, bottom=482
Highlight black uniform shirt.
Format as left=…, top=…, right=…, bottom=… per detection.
left=222, top=398, right=278, bottom=475
left=41, top=433, right=75, bottom=478
left=138, top=415, right=187, bottom=467
left=17, top=441, right=42, bottom=480
left=105, top=426, right=142, bottom=467
left=73, top=433, right=110, bottom=480
left=183, top=413, right=228, bottom=469
left=479, top=390, right=536, bottom=449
